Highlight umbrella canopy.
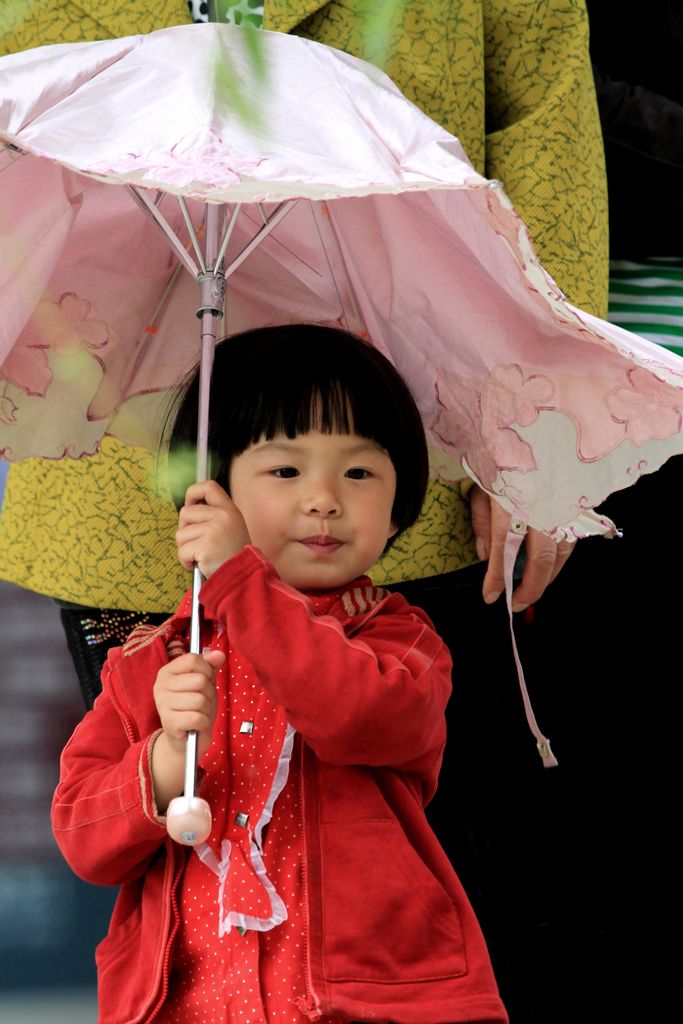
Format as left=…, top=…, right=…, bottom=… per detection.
left=1, top=22, right=683, bottom=539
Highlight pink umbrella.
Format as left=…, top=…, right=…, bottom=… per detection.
left=1, top=22, right=683, bottom=836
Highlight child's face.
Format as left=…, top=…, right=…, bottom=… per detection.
left=229, top=430, right=397, bottom=591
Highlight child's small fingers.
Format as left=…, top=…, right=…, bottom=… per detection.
left=176, top=553, right=194, bottom=572
left=166, top=690, right=214, bottom=714
left=184, top=480, right=231, bottom=508
left=162, top=655, right=217, bottom=681
left=167, top=711, right=213, bottom=739
left=158, top=663, right=216, bottom=688
left=166, top=674, right=215, bottom=696
left=175, top=542, right=202, bottom=571
left=177, top=504, right=220, bottom=527
left=175, top=525, right=229, bottom=571
left=202, top=649, right=226, bottom=668
left=175, top=528, right=223, bottom=555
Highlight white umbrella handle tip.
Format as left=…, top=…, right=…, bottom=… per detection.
left=166, top=795, right=212, bottom=846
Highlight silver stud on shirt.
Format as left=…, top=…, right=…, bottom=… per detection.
left=234, top=812, right=249, bottom=829
left=239, top=720, right=254, bottom=734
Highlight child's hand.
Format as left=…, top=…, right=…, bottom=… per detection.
left=151, top=648, right=225, bottom=813
left=153, top=649, right=225, bottom=758
left=176, top=480, right=251, bottom=577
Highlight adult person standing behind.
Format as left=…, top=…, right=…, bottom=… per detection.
left=0, top=1, right=608, bottom=1016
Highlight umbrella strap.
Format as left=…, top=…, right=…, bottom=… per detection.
left=503, top=518, right=558, bottom=768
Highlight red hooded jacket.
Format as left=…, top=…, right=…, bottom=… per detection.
left=52, top=546, right=507, bottom=1024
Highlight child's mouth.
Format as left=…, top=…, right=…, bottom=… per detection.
left=299, top=535, right=343, bottom=555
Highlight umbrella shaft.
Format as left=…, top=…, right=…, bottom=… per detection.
left=185, top=203, right=226, bottom=802
left=195, top=204, right=226, bottom=482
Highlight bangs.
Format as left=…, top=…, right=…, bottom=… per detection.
left=229, top=367, right=391, bottom=454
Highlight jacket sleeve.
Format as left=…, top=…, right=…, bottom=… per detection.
left=51, top=651, right=168, bottom=886
left=199, top=547, right=452, bottom=774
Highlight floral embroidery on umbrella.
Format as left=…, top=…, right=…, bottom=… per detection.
left=433, top=369, right=498, bottom=488
left=0, top=292, right=110, bottom=398
left=88, top=129, right=266, bottom=191
left=606, top=367, right=683, bottom=446
left=481, top=364, right=555, bottom=468
left=433, top=364, right=555, bottom=489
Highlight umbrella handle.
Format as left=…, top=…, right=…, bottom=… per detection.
left=167, top=793, right=212, bottom=846
left=166, top=566, right=214, bottom=846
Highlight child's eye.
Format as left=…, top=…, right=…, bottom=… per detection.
left=345, top=467, right=371, bottom=480
left=272, top=467, right=299, bottom=478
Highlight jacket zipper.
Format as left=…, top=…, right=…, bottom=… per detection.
left=297, top=739, right=322, bottom=1022
left=144, top=848, right=183, bottom=1023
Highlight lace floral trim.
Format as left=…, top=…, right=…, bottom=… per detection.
left=193, top=725, right=295, bottom=935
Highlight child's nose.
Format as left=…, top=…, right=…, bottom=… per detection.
left=304, top=480, right=340, bottom=516
left=307, top=502, right=339, bottom=516
left=305, top=497, right=340, bottom=516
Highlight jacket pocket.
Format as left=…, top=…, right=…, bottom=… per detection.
left=95, top=899, right=154, bottom=1024
left=95, top=915, right=140, bottom=1020
left=320, top=819, right=467, bottom=982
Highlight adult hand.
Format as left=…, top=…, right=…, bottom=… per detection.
left=470, top=485, right=574, bottom=612
left=176, top=480, right=251, bottom=577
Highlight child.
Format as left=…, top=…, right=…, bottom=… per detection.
left=52, top=324, right=508, bottom=1024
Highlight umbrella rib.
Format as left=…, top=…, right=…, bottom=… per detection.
left=0, top=142, right=26, bottom=173
left=115, top=261, right=186, bottom=405
left=215, top=205, right=241, bottom=271
left=224, top=200, right=298, bottom=280
left=128, top=218, right=217, bottom=380
left=309, top=201, right=365, bottom=334
left=145, top=262, right=184, bottom=331
left=240, top=207, right=322, bottom=277
left=126, top=185, right=200, bottom=278
left=177, top=197, right=206, bottom=274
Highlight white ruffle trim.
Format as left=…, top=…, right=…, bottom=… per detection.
left=194, top=724, right=296, bottom=935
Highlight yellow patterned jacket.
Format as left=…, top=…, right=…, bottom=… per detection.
left=0, top=0, right=608, bottom=611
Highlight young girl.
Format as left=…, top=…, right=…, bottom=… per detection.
left=52, top=325, right=507, bottom=1024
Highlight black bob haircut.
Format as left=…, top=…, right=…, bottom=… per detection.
left=167, top=324, right=429, bottom=546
